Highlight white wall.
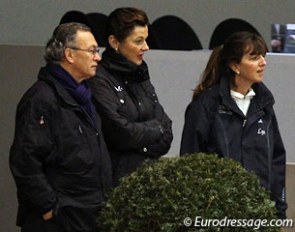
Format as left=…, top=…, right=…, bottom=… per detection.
left=1, top=0, right=295, bottom=48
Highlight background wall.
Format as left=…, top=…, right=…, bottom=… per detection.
left=1, top=0, right=295, bottom=48
left=1, top=1, right=295, bottom=231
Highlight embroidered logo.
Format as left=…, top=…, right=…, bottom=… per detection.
left=257, top=128, right=266, bottom=136
left=258, top=119, right=263, bottom=124
left=218, top=106, right=232, bottom=115
left=114, top=86, right=123, bottom=92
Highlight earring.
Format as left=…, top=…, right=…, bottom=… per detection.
left=236, top=71, right=240, bottom=75
left=115, top=48, right=119, bottom=53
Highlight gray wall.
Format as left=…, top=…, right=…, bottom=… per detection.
left=1, top=45, right=295, bottom=232
left=1, top=0, right=295, bottom=49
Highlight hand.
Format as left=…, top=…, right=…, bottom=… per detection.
left=42, top=210, right=53, bottom=220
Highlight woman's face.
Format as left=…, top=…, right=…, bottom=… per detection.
left=233, top=48, right=267, bottom=87
left=117, top=25, right=149, bottom=65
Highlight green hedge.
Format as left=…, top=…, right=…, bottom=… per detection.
left=97, top=153, right=279, bottom=232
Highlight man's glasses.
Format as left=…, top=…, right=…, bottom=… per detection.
left=68, top=47, right=100, bottom=56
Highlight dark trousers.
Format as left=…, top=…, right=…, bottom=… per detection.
left=21, top=212, right=65, bottom=232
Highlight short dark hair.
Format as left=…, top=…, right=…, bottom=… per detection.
left=105, top=7, right=149, bottom=44
left=44, top=22, right=91, bottom=64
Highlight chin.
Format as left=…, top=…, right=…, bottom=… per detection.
left=133, top=60, right=143, bottom=66
left=256, top=78, right=263, bottom=83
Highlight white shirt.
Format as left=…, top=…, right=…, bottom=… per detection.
left=230, top=88, right=256, bottom=116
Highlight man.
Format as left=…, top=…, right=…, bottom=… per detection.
left=9, top=22, right=112, bottom=232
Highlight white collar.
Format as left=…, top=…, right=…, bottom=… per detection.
left=230, top=88, right=256, bottom=100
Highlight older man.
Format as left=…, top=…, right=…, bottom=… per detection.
left=9, top=22, right=112, bottom=232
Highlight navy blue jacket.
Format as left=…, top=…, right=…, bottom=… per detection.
left=10, top=67, right=112, bottom=231
left=180, top=76, right=287, bottom=218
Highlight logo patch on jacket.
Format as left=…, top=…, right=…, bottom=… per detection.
left=257, top=128, right=266, bottom=136
left=218, top=105, right=232, bottom=115
left=114, top=86, right=123, bottom=92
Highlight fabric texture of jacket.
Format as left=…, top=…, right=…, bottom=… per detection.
left=180, top=76, right=287, bottom=218
left=88, top=48, right=173, bottom=186
left=9, top=67, right=112, bottom=232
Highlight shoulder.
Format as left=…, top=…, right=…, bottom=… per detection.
left=184, top=85, right=220, bottom=118
left=22, top=80, right=56, bottom=103
left=89, top=66, right=118, bottom=89
left=140, top=78, right=155, bottom=91
left=16, top=80, right=58, bottom=118
left=192, top=85, right=219, bottom=107
left=253, top=82, right=275, bottom=106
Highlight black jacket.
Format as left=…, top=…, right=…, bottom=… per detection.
left=10, top=67, right=112, bottom=231
left=180, top=76, right=287, bottom=218
left=88, top=49, right=173, bottom=185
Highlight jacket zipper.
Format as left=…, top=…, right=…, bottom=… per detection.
left=63, top=100, right=99, bottom=133
left=242, top=119, right=247, bottom=127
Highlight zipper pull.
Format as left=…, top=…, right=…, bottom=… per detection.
left=243, top=119, right=247, bottom=127
left=78, top=125, right=83, bottom=133
left=39, top=115, right=45, bottom=125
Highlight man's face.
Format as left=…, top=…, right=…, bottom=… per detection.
left=69, top=30, right=101, bottom=82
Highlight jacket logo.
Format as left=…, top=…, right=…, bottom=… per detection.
left=114, top=86, right=123, bottom=92
left=257, top=128, right=266, bottom=136
left=258, top=119, right=263, bottom=124
left=218, top=105, right=232, bottom=115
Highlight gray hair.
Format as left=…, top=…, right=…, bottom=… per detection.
left=44, top=22, right=91, bottom=64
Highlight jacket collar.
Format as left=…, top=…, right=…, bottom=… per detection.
left=100, top=48, right=150, bottom=83
left=37, top=67, right=79, bottom=106
left=219, top=76, right=275, bottom=115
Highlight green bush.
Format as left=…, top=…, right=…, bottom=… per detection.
left=97, top=153, right=279, bottom=232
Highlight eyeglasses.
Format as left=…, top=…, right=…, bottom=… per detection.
left=68, top=47, right=100, bottom=56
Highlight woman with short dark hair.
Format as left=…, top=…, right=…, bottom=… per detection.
left=89, top=7, right=173, bottom=186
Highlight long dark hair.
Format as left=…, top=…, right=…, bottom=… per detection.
left=193, top=31, right=268, bottom=97
left=105, top=7, right=149, bottom=46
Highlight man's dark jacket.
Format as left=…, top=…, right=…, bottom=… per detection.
left=10, top=67, right=112, bottom=231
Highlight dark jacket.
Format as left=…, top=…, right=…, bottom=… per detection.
left=180, top=76, right=287, bottom=218
left=88, top=49, right=173, bottom=186
left=9, top=67, right=112, bottom=231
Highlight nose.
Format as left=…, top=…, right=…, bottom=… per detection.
left=143, top=40, right=149, bottom=51
left=260, top=55, right=267, bottom=66
left=94, top=53, right=101, bottom=62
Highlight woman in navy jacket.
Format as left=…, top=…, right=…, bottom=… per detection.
left=88, top=8, right=173, bottom=186
left=180, top=31, right=287, bottom=218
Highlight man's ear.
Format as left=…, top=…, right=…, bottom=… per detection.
left=64, top=47, right=75, bottom=64
left=108, top=35, right=120, bottom=50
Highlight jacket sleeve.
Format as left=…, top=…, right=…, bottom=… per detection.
left=9, top=93, right=57, bottom=214
left=180, top=99, right=211, bottom=156
left=139, top=102, right=173, bottom=158
left=90, top=76, right=163, bottom=151
left=271, top=113, right=287, bottom=219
